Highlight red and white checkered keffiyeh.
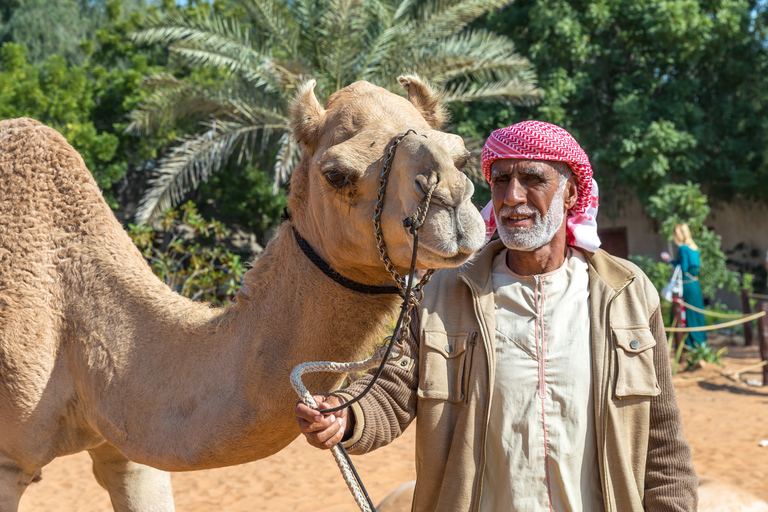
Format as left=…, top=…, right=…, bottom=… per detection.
left=480, top=120, right=601, bottom=252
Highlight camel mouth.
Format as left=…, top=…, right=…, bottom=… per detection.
left=405, top=199, right=485, bottom=268
left=412, top=239, right=478, bottom=267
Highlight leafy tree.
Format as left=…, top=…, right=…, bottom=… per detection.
left=127, top=0, right=541, bottom=224
left=0, top=0, right=149, bottom=65
left=195, top=162, right=287, bottom=236
left=128, top=201, right=246, bottom=304
left=646, top=182, right=740, bottom=297
left=0, top=43, right=125, bottom=202
left=0, top=1, right=178, bottom=211
left=0, top=0, right=86, bottom=64
left=464, top=0, right=768, bottom=207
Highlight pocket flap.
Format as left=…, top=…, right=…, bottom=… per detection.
left=613, top=327, right=660, bottom=398
left=423, top=331, right=467, bottom=359
left=614, top=327, right=656, bottom=353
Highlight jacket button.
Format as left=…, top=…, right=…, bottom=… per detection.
left=445, top=344, right=452, bottom=353
left=630, top=340, right=640, bottom=350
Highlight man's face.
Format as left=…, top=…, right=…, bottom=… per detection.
left=490, top=159, right=574, bottom=251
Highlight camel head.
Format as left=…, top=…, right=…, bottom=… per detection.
left=288, top=76, right=486, bottom=285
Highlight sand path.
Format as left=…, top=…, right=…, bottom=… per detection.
left=18, top=346, right=768, bottom=511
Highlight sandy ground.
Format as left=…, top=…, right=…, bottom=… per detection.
left=18, top=345, right=768, bottom=511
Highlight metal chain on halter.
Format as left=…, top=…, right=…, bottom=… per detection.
left=291, top=129, right=440, bottom=511
left=373, top=129, right=437, bottom=299
left=372, top=129, right=437, bottom=359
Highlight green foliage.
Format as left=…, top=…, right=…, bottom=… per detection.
left=685, top=342, right=728, bottom=370
left=464, top=0, right=768, bottom=204
left=0, top=0, right=149, bottom=65
left=127, top=0, right=542, bottom=224
left=127, top=201, right=246, bottom=304
left=742, top=272, right=755, bottom=291
left=0, top=43, right=122, bottom=204
left=196, top=162, right=287, bottom=237
left=628, top=255, right=673, bottom=296
left=0, top=0, right=87, bottom=65
left=647, top=182, right=740, bottom=297
left=0, top=1, right=181, bottom=211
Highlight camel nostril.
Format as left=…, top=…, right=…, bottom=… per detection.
left=415, top=173, right=440, bottom=196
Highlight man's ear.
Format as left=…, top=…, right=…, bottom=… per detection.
left=291, top=79, right=325, bottom=151
left=564, top=174, right=579, bottom=211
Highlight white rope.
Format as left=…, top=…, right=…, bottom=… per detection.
left=291, top=350, right=386, bottom=512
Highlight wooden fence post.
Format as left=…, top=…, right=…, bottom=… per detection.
left=741, top=288, right=753, bottom=346
left=756, top=301, right=768, bottom=386
left=671, top=292, right=685, bottom=352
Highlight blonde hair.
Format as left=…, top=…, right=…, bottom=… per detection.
left=673, top=223, right=698, bottom=251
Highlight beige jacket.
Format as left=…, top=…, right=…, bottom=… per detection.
left=338, top=240, right=698, bottom=512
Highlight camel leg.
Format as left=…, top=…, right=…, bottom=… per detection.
left=0, top=455, right=36, bottom=512
left=89, top=443, right=175, bottom=512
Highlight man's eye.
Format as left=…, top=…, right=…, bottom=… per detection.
left=493, top=175, right=510, bottom=184
left=324, top=169, right=348, bottom=188
left=524, top=175, right=543, bottom=184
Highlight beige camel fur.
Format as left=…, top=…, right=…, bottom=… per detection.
left=0, top=77, right=485, bottom=511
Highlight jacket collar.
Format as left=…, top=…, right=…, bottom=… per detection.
left=460, top=239, right=506, bottom=292
left=459, top=241, right=635, bottom=293
left=583, top=249, right=635, bottom=292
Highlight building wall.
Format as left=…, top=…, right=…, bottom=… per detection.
left=599, top=197, right=768, bottom=263
left=597, top=197, right=768, bottom=308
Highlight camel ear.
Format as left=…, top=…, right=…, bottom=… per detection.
left=291, top=80, right=326, bottom=150
left=398, top=75, right=449, bottom=130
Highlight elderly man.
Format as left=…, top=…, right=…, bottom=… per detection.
left=296, top=121, right=697, bottom=511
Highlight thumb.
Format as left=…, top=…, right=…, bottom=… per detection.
left=317, top=395, right=346, bottom=419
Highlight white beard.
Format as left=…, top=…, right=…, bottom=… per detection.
left=497, top=179, right=567, bottom=251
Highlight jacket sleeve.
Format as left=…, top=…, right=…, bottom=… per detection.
left=644, top=306, right=698, bottom=510
left=334, top=308, right=421, bottom=455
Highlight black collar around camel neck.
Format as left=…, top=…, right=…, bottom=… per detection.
left=292, top=227, right=402, bottom=296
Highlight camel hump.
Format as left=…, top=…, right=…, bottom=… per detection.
left=0, top=117, right=73, bottom=155
left=0, top=116, right=45, bottom=132
left=0, top=116, right=97, bottom=186
left=0, top=116, right=110, bottom=224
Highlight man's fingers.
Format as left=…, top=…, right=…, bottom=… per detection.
left=295, top=394, right=348, bottom=450
left=295, top=402, right=325, bottom=423
left=306, top=417, right=346, bottom=450
left=298, top=410, right=339, bottom=433
left=311, top=416, right=344, bottom=443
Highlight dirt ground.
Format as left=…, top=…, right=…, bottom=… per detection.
left=18, top=345, right=768, bottom=511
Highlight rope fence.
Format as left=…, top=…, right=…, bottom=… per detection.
left=675, top=300, right=745, bottom=318
left=665, top=292, right=768, bottom=386
left=664, top=310, right=766, bottom=332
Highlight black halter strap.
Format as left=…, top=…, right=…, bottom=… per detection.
left=292, top=227, right=402, bottom=296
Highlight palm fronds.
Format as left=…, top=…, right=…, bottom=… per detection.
left=135, top=120, right=276, bottom=225
left=129, top=0, right=541, bottom=224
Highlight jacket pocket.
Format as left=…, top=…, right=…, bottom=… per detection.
left=418, top=331, right=469, bottom=403
left=613, top=327, right=661, bottom=398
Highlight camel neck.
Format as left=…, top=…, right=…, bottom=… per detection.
left=291, top=226, right=402, bottom=296
left=69, top=221, right=401, bottom=470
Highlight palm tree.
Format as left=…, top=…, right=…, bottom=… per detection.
left=128, top=0, right=540, bottom=225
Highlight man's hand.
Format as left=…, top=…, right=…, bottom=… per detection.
left=296, top=394, right=352, bottom=450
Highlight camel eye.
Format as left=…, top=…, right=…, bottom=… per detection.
left=324, top=169, right=348, bottom=188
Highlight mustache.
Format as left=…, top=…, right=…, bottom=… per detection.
left=498, top=204, right=540, bottom=218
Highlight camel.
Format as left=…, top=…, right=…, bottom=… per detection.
left=0, top=76, right=485, bottom=511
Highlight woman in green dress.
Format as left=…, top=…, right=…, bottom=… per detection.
left=662, top=223, right=706, bottom=347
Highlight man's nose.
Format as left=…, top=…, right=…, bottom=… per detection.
left=503, top=178, right=527, bottom=206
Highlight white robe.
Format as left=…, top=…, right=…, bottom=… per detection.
left=479, top=249, right=604, bottom=512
